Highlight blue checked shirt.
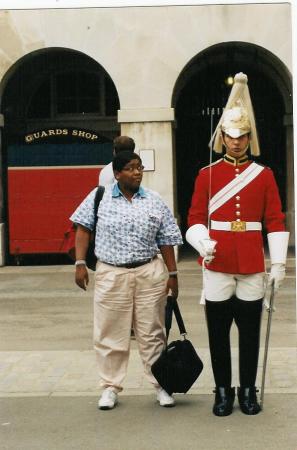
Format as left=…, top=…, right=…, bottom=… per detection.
left=70, top=183, right=183, bottom=265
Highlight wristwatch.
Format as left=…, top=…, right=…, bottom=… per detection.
left=168, top=270, right=178, bottom=278
left=75, top=260, right=86, bottom=266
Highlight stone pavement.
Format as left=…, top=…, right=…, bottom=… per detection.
left=0, top=256, right=296, bottom=399
left=1, top=395, right=297, bottom=450
left=0, top=256, right=296, bottom=450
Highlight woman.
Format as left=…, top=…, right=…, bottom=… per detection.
left=70, top=151, right=183, bottom=410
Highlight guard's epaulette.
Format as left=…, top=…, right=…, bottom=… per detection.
left=200, top=158, right=223, bottom=171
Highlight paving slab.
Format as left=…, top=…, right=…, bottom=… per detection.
left=1, top=395, right=297, bottom=450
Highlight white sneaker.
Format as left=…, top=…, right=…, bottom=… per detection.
left=156, top=388, right=175, bottom=407
left=98, top=387, right=118, bottom=410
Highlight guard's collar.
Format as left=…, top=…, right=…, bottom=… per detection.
left=112, top=182, right=147, bottom=198
left=224, top=154, right=249, bottom=166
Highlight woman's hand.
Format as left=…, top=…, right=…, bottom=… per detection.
left=75, top=265, right=89, bottom=290
left=166, top=276, right=178, bottom=298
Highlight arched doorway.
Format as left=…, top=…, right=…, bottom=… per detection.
left=0, top=48, right=120, bottom=263
left=173, top=42, right=293, bottom=247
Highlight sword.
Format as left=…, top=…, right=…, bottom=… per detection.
left=260, top=279, right=275, bottom=410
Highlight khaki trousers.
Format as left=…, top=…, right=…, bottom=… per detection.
left=93, top=257, right=167, bottom=391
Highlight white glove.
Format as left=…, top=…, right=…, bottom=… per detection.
left=195, top=239, right=217, bottom=263
left=268, top=263, right=286, bottom=291
left=186, top=224, right=216, bottom=263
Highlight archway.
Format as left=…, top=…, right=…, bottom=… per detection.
left=0, top=48, right=120, bottom=263
left=172, top=42, right=293, bottom=247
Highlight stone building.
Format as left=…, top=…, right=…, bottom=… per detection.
left=0, top=3, right=293, bottom=264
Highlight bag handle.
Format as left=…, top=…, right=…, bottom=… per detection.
left=165, top=296, right=187, bottom=339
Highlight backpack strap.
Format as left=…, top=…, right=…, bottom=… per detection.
left=93, top=185, right=105, bottom=229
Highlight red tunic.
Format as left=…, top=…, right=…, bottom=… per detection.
left=188, top=158, right=286, bottom=274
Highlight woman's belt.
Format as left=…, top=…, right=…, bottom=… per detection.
left=211, top=220, right=262, bottom=232
left=102, top=256, right=157, bottom=269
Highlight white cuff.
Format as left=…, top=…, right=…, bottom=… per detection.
left=186, top=224, right=209, bottom=252
left=267, top=231, right=290, bottom=264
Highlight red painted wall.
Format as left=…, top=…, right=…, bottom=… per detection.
left=8, top=167, right=101, bottom=254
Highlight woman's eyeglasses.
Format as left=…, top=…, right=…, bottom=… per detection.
left=122, top=165, right=145, bottom=173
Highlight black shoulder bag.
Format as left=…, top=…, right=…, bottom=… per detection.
left=151, top=296, right=203, bottom=395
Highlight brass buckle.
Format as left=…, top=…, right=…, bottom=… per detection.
left=231, top=221, right=246, bottom=232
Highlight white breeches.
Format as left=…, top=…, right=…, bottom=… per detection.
left=203, top=268, right=266, bottom=302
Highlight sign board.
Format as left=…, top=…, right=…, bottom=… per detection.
left=139, top=149, right=155, bottom=171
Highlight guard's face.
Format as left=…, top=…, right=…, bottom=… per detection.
left=223, top=133, right=250, bottom=159
left=115, top=158, right=144, bottom=191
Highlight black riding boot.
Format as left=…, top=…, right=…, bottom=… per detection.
left=213, top=387, right=235, bottom=416
left=205, top=299, right=234, bottom=387
left=205, top=299, right=235, bottom=416
left=237, top=386, right=261, bottom=415
left=233, top=297, right=263, bottom=415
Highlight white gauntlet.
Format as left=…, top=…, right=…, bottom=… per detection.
left=268, top=264, right=286, bottom=290
left=267, top=232, right=289, bottom=291
left=186, top=224, right=217, bottom=263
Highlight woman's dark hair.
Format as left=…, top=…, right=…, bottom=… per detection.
left=112, top=151, right=141, bottom=172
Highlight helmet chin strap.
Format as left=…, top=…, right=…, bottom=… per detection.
left=243, top=143, right=250, bottom=154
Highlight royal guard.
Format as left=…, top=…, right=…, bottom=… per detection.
left=186, top=72, right=289, bottom=416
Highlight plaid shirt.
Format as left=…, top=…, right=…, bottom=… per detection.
left=70, top=183, right=182, bottom=265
